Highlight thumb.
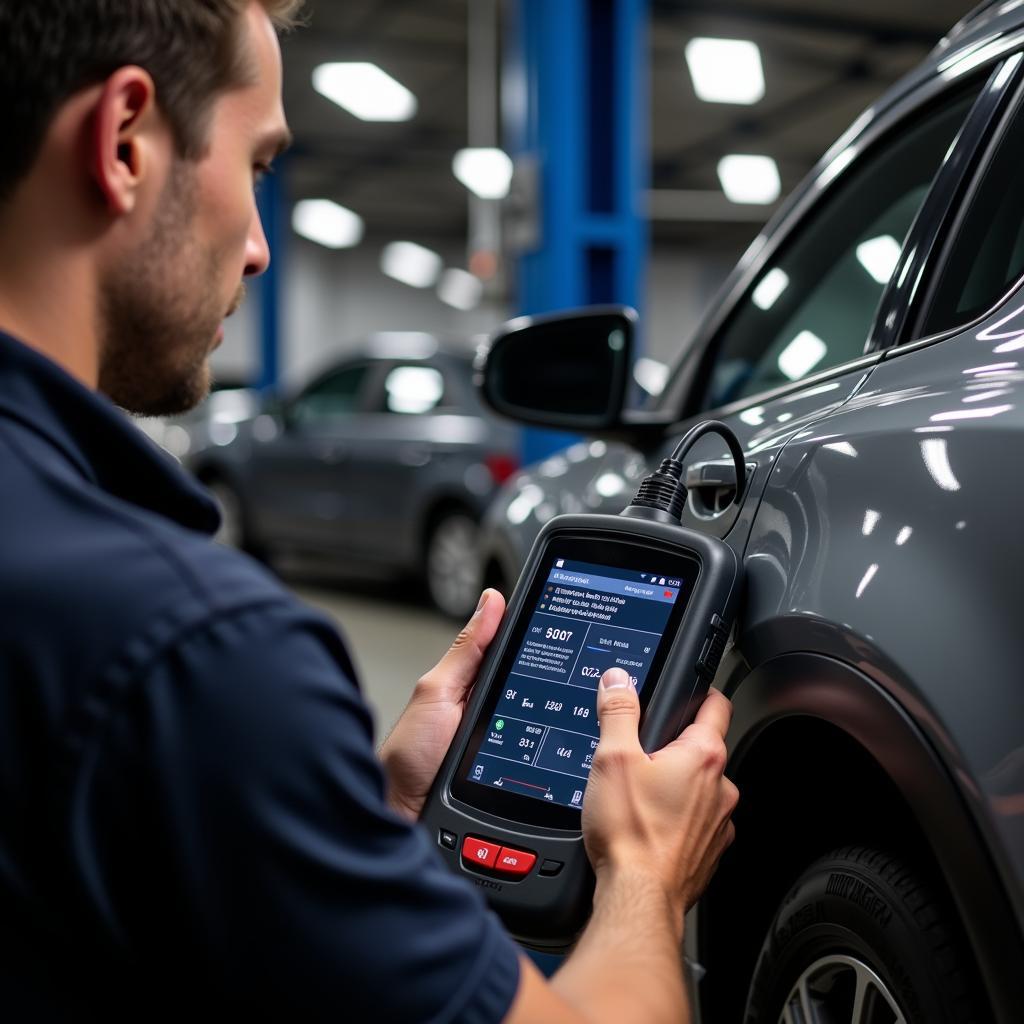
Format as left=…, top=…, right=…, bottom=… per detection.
left=418, top=589, right=505, bottom=699
left=595, top=669, right=642, bottom=752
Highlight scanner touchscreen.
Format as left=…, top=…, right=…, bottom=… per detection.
left=464, top=556, right=689, bottom=810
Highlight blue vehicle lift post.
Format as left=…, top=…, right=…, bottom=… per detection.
left=255, top=162, right=286, bottom=394
left=504, top=0, right=649, bottom=466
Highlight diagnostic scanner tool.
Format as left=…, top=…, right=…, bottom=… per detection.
left=421, top=422, right=745, bottom=950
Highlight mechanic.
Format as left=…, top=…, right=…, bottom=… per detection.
left=0, top=2, right=738, bottom=1021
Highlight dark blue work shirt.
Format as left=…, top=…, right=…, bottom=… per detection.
left=0, top=332, right=520, bottom=1022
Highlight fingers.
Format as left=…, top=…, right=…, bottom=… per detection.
left=594, top=669, right=642, bottom=754
left=691, top=688, right=733, bottom=739
left=417, top=589, right=506, bottom=699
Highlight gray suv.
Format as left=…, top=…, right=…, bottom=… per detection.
left=478, top=3, right=1024, bottom=1020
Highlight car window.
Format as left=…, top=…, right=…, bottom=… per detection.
left=701, top=89, right=979, bottom=410
left=291, top=364, right=369, bottom=424
left=919, top=89, right=1024, bottom=336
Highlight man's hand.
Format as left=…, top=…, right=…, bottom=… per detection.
left=582, top=669, right=737, bottom=930
left=379, top=589, right=505, bottom=820
left=502, top=670, right=738, bottom=1024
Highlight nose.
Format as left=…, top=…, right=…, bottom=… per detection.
left=245, top=207, right=272, bottom=277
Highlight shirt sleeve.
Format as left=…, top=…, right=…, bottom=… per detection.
left=67, top=599, right=521, bottom=1023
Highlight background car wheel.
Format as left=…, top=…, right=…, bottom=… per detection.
left=425, top=511, right=482, bottom=619
left=205, top=478, right=264, bottom=559
left=744, top=846, right=984, bottom=1024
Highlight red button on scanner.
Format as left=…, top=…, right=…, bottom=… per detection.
left=462, top=836, right=501, bottom=869
left=495, top=847, right=537, bottom=877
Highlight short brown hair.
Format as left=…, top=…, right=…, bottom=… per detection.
left=0, top=0, right=304, bottom=203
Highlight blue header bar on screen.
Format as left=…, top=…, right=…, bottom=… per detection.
left=546, top=568, right=678, bottom=604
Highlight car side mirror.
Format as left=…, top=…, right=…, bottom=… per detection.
left=478, top=305, right=636, bottom=431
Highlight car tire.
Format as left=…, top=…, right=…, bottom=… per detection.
left=206, top=478, right=264, bottom=559
left=744, top=846, right=984, bottom=1024
left=425, top=511, right=482, bottom=620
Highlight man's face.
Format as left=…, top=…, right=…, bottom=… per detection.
left=98, top=3, right=290, bottom=416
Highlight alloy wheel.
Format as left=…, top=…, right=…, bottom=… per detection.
left=779, top=954, right=906, bottom=1024
left=426, top=513, right=481, bottom=618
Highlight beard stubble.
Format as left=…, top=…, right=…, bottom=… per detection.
left=98, top=160, right=242, bottom=417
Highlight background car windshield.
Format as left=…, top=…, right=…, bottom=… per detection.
left=702, top=88, right=978, bottom=409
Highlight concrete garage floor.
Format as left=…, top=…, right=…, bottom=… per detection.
left=294, top=583, right=464, bottom=740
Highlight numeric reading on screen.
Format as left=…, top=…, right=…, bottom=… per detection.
left=466, top=558, right=684, bottom=810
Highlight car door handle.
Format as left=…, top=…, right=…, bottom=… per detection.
left=398, top=447, right=432, bottom=467
left=314, top=443, right=348, bottom=464
left=685, top=459, right=757, bottom=489
left=685, top=459, right=757, bottom=514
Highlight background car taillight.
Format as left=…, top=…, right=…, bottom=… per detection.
left=484, top=453, right=519, bottom=485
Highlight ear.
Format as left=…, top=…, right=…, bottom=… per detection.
left=90, top=66, right=162, bottom=216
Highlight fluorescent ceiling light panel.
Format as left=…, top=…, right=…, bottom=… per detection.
left=856, top=235, right=902, bottom=285
left=777, top=330, right=827, bottom=381
left=453, top=148, right=514, bottom=200
left=382, top=241, right=443, bottom=289
left=685, top=38, right=765, bottom=104
left=292, top=199, right=364, bottom=249
left=718, top=155, right=781, bottom=204
left=438, top=269, right=484, bottom=310
left=752, top=268, right=789, bottom=310
left=313, top=63, right=417, bottom=122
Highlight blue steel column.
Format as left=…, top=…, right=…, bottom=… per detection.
left=505, top=0, right=649, bottom=465
left=254, top=160, right=286, bottom=394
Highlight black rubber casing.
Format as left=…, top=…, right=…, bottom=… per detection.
left=420, top=513, right=741, bottom=951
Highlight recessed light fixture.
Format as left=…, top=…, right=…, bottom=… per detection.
left=291, top=199, right=364, bottom=249
left=453, top=148, right=514, bottom=200
left=438, top=269, right=484, bottom=310
left=313, top=63, right=417, bottom=122
left=382, top=242, right=443, bottom=289
left=685, top=38, right=765, bottom=104
left=717, top=155, right=781, bottom=204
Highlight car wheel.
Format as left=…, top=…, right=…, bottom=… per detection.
left=206, top=478, right=261, bottom=557
left=425, top=511, right=482, bottom=619
left=744, top=846, right=983, bottom=1024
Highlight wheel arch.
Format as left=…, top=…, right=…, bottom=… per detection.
left=697, top=652, right=1023, bottom=1022
left=419, top=494, right=483, bottom=555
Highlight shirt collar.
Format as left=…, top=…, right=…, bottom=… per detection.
left=0, top=330, right=220, bottom=535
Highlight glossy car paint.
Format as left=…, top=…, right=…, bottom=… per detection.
left=480, top=5, right=1024, bottom=1018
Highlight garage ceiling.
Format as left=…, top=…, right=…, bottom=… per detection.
left=279, top=0, right=978, bottom=251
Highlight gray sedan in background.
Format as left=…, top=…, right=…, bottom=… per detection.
left=187, top=337, right=520, bottom=619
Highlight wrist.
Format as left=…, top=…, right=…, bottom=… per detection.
left=384, top=784, right=421, bottom=822
left=592, top=862, right=686, bottom=943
